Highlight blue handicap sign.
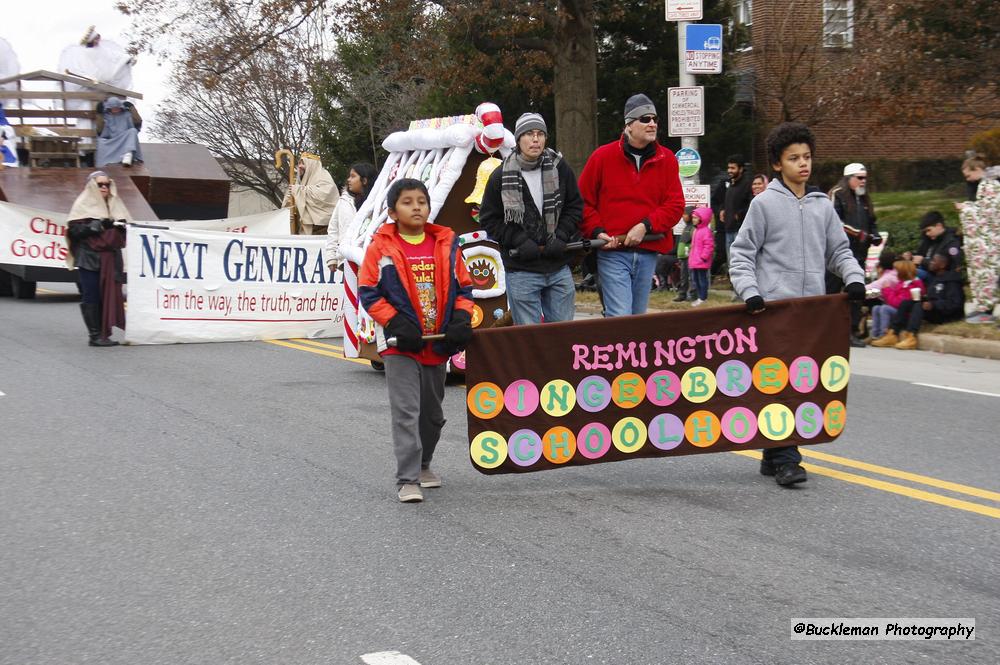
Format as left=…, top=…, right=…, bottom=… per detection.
left=685, top=24, right=723, bottom=52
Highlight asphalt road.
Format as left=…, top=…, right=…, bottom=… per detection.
left=2, top=289, right=998, bottom=665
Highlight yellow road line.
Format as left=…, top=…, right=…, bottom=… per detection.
left=732, top=450, right=1000, bottom=519
left=267, top=338, right=1000, bottom=519
left=800, top=448, right=1000, bottom=503
left=288, top=338, right=344, bottom=352
left=264, top=339, right=370, bottom=365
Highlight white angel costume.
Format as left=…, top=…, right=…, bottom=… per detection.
left=57, top=30, right=135, bottom=132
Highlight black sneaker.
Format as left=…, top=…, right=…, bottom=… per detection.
left=673, top=294, right=688, bottom=302
left=759, top=459, right=776, bottom=476
left=774, top=463, right=808, bottom=487
left=849, top=335, right=866, bottom=348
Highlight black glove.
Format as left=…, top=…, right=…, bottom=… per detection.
left=845, top=282, right=866, bottom=302
left=745, top=296, right=766, bottom=314
left=870, top=234, right=883, bottom=246
left=101, top=218, right=114, bottom=229
left=542, top=235, right=567, bottom=259
left=514, top=238, right=540, bottom=262
left=444, top=309, right=474, bottom=353
left=384, top=314, right=423, bottom=353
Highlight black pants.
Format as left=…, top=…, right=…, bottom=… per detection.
left=78, top=268, right=101, bottom=305
left=826, top=271, right=863, bottom=335
left=655, top=253, right=678, bottom=288
left=891, top=300, right=961, bottom=332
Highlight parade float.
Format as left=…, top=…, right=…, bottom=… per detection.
left=339, top=103, right=514, bottom=372
left=0, top=69, right=229, bottom=298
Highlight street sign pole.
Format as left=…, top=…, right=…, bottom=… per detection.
left=678, top=21, right=699, bottom=184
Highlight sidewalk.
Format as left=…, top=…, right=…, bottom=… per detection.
left=573, top=285, right=1000, bottom=362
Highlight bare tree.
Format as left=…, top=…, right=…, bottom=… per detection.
left=851, top=0, right=1000, bottom=126
left=117, top=0, right=330, bottom=80
left=740, top=0, right=851, bottom=127
left=152, top=45, right=314, bottom=207
left=120, top=1, right=331, bottom=205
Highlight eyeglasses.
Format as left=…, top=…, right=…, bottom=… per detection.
left=96, top=182, right=111, bottom=188
left=854, top=176, right=867, bottom=181
left=636, top=115, right=658, bottom=124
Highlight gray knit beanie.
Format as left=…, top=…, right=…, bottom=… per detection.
left=624, top=94, right=656, bottom=122
left=514, top=112, right=547, bottom=141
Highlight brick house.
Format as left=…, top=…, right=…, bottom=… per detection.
left=730, top=0, right=994, bottom=186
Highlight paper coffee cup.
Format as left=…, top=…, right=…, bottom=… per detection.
left=910, top=287, right=922, bottom=300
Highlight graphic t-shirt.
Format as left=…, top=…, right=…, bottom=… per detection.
left=398, top=232, right=437, bottom=333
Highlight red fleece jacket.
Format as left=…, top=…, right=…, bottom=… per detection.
left=577, top=137, right=685, bottom=255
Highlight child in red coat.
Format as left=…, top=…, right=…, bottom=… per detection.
left=870, top=259, right=923, bottom=341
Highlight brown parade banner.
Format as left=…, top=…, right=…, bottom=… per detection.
left=464, top=294, right=851, bottom=474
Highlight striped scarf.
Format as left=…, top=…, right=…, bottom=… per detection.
left=500, top=148, right=562, bottom=238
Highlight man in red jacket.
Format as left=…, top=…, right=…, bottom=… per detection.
left=578, top=93, right=685, bottom=316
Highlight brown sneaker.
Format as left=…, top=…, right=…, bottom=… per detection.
left=419, top=468, right=442, bottom=488
left=894, top=331, right=918, bottom=350
left=870, top=331, right=898, bottom=347
left=397, top=483, right=423, bottom=503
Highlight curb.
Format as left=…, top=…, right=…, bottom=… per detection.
left=918, top=333, right=1000, bottom=361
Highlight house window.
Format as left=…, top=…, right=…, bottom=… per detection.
left=823, top=0, right=854, bottom=48
left=734, top=0, right=752, bottom=50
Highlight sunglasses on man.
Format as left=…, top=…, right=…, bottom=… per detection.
left=635, top=115, right=658, bottom=125
left=96, top=181, right=111, bottom=188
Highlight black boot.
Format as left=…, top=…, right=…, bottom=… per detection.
left=81, top=303, right=117, bottom=347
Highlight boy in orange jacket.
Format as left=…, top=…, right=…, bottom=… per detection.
left=359, top=178, right=475, bottom=502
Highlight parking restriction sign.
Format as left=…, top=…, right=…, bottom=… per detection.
left=685, top=23, right=723, bottom=74
left=667, top=86, right=704, bottom=137
left=666, top=0, right=702, bottom=21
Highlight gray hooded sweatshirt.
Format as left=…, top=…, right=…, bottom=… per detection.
left=729, top=177, right=864, bottom=301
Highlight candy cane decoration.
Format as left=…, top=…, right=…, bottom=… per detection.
left=341, top=260, right=362, bottom=357
left=474, top=102, right=505, bottom=154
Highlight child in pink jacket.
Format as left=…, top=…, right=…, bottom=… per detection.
left=870, top=259, right=924, bottom=340
left=687, top=206, right=715, bottom=306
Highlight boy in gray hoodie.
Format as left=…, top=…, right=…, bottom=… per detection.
left=729, top=122, right=866, bottom=487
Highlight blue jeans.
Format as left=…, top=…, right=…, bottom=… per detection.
left=597, top=250, right=657, bottom=317
left=763, top=445, right=802, bottom=466
left=505, top=265, right=576, bottom=325
left=691, top=268, right=709, bottom=301
left=725, top=231, right=738, bottom=267
left=871, top=304, right=897, bottom=338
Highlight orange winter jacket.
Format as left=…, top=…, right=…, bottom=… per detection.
left=358, top=222, right=474, bottom=363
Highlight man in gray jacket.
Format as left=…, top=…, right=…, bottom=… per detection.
left=729, top=122, right=866, bottom=487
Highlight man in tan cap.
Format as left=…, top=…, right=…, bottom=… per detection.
left=828, top=162, right=881, bottom=346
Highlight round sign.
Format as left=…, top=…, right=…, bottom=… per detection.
left=675, top=147, right=701, bottom=178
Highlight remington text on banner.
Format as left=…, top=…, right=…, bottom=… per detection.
left=464, top=295, right=851, bottom=474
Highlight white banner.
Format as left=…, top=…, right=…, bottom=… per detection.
left=0, top=201, right=291, bottom=270
left=161, top=208, right=291, bottom=235
left=0, top=201, right=73, bottom=268
left=125, top=225, right=344, bottom=345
